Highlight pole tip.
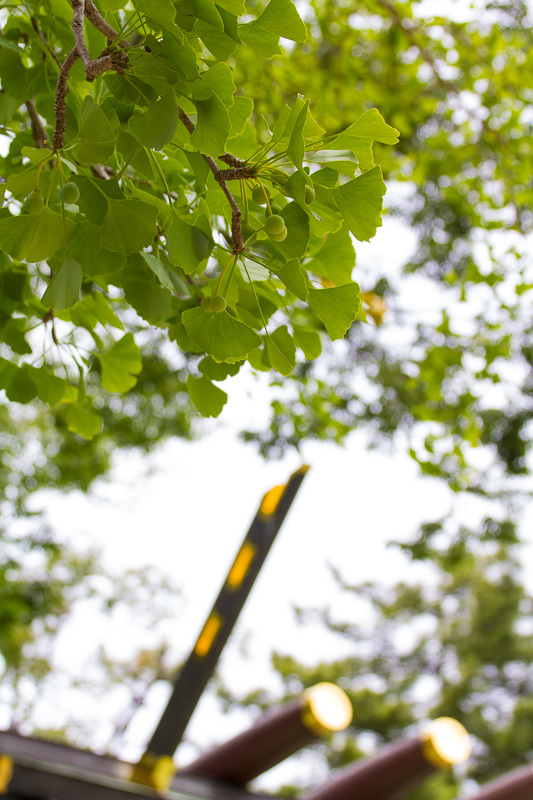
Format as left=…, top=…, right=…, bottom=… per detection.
left=421, top=717, right=471, bottom=769
left=301, top=683, right=353, bottom=736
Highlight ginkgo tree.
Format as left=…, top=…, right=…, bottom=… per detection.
left=0, top=0, right=399, bottom=434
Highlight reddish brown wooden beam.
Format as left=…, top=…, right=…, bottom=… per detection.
left=455, top=764, right=533, bottom=800
left=303, top=717, right=471, bottom=800
left=181, top=683, right=352, bottom=784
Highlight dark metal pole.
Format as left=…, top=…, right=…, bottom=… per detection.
left=455, top=765, right=533, bottom=800
left=303, top=717, right=471, bottom=800
left=181, top=683, right=352, bottom=785
left=141, top=466, right=310, bottom=766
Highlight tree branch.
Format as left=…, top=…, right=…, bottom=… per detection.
left=26, top=99, right=51, bottom=149
left=71, top=0, right=93, bottom=75
left=53, top=47, right=79, bottom=149
left=83, top=0, right=127, bottom=45
left=30, top=16, right=61, bottom=67
left=178, top=107, right=245, bottom=252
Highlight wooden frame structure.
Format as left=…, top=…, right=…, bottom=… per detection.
left=1, top=465, right=531, bottom=800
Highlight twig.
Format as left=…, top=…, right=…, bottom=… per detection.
left=218, top=153, right=244, bottom=168
left=178, top=107, right=244, bottom=252
left=71, top=0, right=128, bottom=81
left=25, top=99, right=51, bottom=149
left=30, top=16, right=61, bottom=67
left=53, top=47, right=79, bottom=149
left=84, top=0, right=128, bottom=45
left=215, top=166, right=254, bottom=182
left=71, top=0, right=93, bottom=75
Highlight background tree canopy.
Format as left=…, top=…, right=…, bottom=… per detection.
left=0, top=0, right=532, bottom=798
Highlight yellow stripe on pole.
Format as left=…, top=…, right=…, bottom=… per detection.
left=194, top=612, right=223, bottom=657
left=227, top=542, right=257, bottom=589
left=259, top=484, right=286, bottom=517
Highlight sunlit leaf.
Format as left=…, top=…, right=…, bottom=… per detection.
left=101, top=199, right=158, bottom=254
left=41, top=257, right=83, bottom=310
left=98, top=333, right=143, bottom=392
left=332, top=166, right=386, bottom=242
left=66, top=404, right=102, bottom=439
left=308, top=283, right=361, bottom=340
left=187, top=375, right=228, bottom=416
left=0, top=208, right=76, bottom=262
left=183, top=307, right=261, bottom=363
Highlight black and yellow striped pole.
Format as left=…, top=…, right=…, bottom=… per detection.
left=303, top=717, right=471, bottom=800
left=133, top=466, right=310, bottom=788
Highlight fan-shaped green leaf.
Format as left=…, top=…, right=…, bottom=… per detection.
left=129, top=92, right=179, bottom=150
left=332, top=166, right=386, bottom=242
left=308, top=283, right=361, bottom=340
left=98, top=333, right=142, bottom=392
left=0, top=208, right=76, bottom=262
left=267, top=326, right=295, bottom=375
left=187, top=375, right=228, bottom=417
left=41, top=257, right=83, bottom=310
left=255, top=0, right=307, bottom=42
left=101, top=199, right=158, bottom=254
left=66, top=404, right=102, bottom=439
left=190, top=95, right=230, bottom=157
left=183, top=307, right=261, bottom=363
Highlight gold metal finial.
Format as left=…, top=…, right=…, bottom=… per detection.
left=421, top=717, right=471, bottom=769
left=301, top=683, right=353, bottom=736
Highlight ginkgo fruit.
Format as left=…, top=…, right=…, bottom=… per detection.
left=252, top=185, right=269, bottom=204
left=24, top=190, right=44, bottom=215
left=269, top=226, right=288, bottom=242
left=60, top=182, right=80, bottom=204
left=210, top=295, right=227, bottom=313
left=265, top=214, right=285, bottom=236
left=201, top=297, right=213, bottom=312
left=304, top=185, right=316, bottom=204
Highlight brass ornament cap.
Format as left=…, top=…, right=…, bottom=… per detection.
left=301, top=682, right=353, bottom=736
left=421, top=717, right=471, bottom=769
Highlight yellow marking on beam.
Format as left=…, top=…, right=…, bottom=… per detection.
left=227, top=542, right=257, bottom=589
left=194, top=612, right=223, bottom=657
left=129, top=754, right=176, bottom=792
left=0, top=755, right=13, bottom=793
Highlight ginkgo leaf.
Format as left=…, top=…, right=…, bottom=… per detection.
left=267, top=326, right=296, bottom=375
left=271, top=259, right=309, bottom=300
left=70, top=222, right=126, bottom=277
left=41, top=257, right=83, bottom=310
left=166, top=214, right=213, bottom=274
left=183, top=308, right=261, bottom=363
left=187, top=375, right=228, bottom=417
left=98, top=333, right=143, bottom=392
left=293, top=327, right=322, bottom=360
left=190, top=95, right=230, bottom=157
left=101, top=199, right=158, bottom=254
left=308, top=283, right=361, bottom=340
left=331, top=108, right=400, bottom=147
left=66, top=404, right=102, bottom=439
left=129, top=92, right=179, bottom=150
left=0, top=208, right=76, bottom=262
left=287, top=100, right=309, bottom=170
left=255, top=0, right=307, bottom=42
left=332, top=166, right=386, bottom=242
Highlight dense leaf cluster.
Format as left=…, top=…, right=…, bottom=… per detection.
left=0, top=0, right=398, bottom=432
